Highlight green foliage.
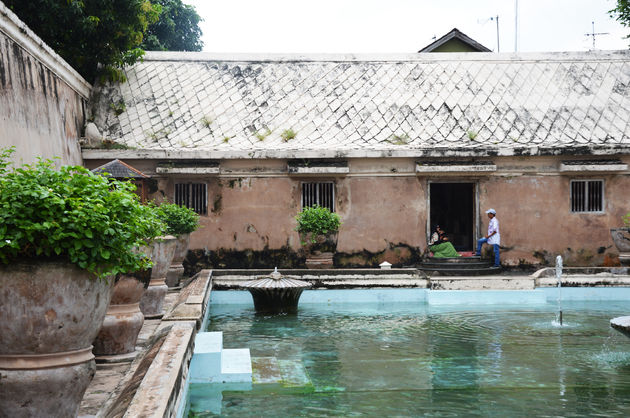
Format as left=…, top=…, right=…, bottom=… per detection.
left=295, top=205, right=341, bottom=236
left=467, top=130, right=478, bottom=140
left=155, top=202, right=200, bottom=235
left=623, top=212, right=630, bottom=227
left=141, top=0, right=203, bottom=51
left=109, top=99, right=127, bottom=115
left=281, top=129, right=297, bottom=142
left=0, top=151, right=165, bottom=279
left=610, top=1, right=630, bottom=43
left=5, top=0, right=161, bottom=82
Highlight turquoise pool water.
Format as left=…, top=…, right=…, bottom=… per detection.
left=187, top=295, right=630, bottom=417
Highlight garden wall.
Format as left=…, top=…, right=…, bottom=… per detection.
left=0, top=3, right=89, bottom=166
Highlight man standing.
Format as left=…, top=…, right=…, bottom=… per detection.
left=476, top=209, right=500, bottom=267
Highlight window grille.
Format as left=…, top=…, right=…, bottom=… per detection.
left=175, top=183, right=207, bottom=215
left=301, top=182, right=335, bottom=212
left=570, top=180, right=603, bottom=213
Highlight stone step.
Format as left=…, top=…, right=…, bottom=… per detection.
left=420, top=266, right=501, bottom=276
left=423, top=256, right=482, bottom=264
left=189, top=331, right=251, bottom=383
left=251, top=357, right=312, bottom=388
left=221, top=349, right=252, bottom=383
left=420, top=261, right=492, bottom=269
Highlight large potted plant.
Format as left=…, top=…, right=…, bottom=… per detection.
left=611, top=213, right=630, bottom=266
left=0, top=151, right=162, bottom=417
left=157, top=202, right=200, bottom=288
left=295, top=205, right=341, bottom=269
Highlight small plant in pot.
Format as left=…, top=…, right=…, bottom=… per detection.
left=611, top=212, right=630, bottom=266
left=0, top=149, right=164, bottom=417
left=156, top=202, right=200, bottom=287
left=295, top=205, right=341, bottom=269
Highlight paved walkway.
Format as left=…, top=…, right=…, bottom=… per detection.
left=78, top=292, right=179, bottom=418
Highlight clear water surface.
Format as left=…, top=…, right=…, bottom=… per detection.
left=187, top=300, right=630, bottom=417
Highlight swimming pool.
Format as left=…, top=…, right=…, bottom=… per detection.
left=185, top=289, right=630, bottom=417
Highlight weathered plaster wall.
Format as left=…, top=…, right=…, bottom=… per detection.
left=0, top=4, right=89, bottom=166
left=83, top=155, right=630, bottom=269
left=482, top=172, right=629, bottom=267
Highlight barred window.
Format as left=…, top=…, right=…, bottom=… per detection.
left=175, top=183, right=207, bottom=215
left=302, top=182, right=335, bottom=212
left=571, top=180, right=603, bottom=213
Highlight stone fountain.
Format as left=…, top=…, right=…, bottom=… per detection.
left=241, top=268, right=312, bottom=314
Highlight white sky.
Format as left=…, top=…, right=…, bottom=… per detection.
left=183, top=0, right=629, bottom=53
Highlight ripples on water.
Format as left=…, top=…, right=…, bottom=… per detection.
left=188, top=301, right=630, bottom=417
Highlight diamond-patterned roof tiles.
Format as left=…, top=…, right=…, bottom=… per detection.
left=92, top=51, right=630, bottom=153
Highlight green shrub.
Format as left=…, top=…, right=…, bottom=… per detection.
left=156, top=202, right=200, bottom=235
left=0, top=154, right=165, bottom=279
left=623, top=213, right=630, bottom=227
left=295, top=205, right=341, bottom=236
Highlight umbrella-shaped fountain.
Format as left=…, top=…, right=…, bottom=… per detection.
left=241, top=267, right=312, bottom=314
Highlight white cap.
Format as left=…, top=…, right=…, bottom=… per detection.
left=485, top=208, right=496, bottom=214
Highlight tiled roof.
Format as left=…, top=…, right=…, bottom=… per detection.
left=91, top=51, right=630, bottom=154
left=91, top=159, right=149, bottom=178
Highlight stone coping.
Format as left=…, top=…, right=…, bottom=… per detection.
left=211, top=268, right=422, bottom=276
left=0, top=3, right=91, bottom=98
left=162, top=270, right=212, bottom=328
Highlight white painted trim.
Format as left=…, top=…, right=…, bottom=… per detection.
left=156, top=167, right=219, bottom=175
left=0, top=3, right=91, bottom=98
left=560, top=162, right=628, bottom=172
left=288, top=166, right=350, bottom=175
left=143, top=50, right=630, bottom=64
left=416, top=164, right=497, bottom=174
left=81, top=145, right=630, bottom=161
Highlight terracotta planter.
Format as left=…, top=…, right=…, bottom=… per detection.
left=140, top=236, right=177, bottom=317
left=299, top=231, right=338, bottom=269
left=93, top=275, right=145, bottom=357
left=611, top=228, right=630, bottom=266
left=166, top=233, right=191, bottom=288
left=0, top=261, right=113, bottom=418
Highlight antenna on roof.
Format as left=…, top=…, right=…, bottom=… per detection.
left=585, top=21, right=609, bottom=50
left=478, top=15, right=500, bottom=52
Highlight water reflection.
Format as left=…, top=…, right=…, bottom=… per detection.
left=188, top=302, right=630, bottom=417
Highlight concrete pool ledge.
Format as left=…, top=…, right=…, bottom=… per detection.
left=162, top=269, right=213, bottom=329
left=533, top=267, right=630, bottom=287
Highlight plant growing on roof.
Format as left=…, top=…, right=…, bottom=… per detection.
left=295, top=205, right=341, bottom=244
left=200, top=116, right=213, bottom=128
left=0, top=150, right=165, bottom=279
left=255, top=127, right=272, bottom=141
left=467, top=130, right=478, bottom=140
left=155, top=202, right=200, bottom=236
left=388, top=133, right=409, bottom=145
left=281, top=129, right=297, bottom=142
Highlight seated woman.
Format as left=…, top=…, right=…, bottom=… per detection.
left=428, top=225, right=460, bottom=258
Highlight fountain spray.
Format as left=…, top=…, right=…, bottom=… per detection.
left=556, top=255, right=563, bottom=326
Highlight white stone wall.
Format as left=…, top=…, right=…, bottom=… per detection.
left=0, top=3, right=90, bottom=166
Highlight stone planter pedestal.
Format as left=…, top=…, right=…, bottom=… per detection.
left=0, top=261, right=112, bottom=418
left=140, top=236, right=177, bottom=318
left=611, top=228, right=630, bottom=266
left=166, top=233, right=191, bottom=288
left=300, top=232, right=338, bottom=269
left=93, top=275, right=145, bottom=361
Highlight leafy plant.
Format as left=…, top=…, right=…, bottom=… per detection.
left=281, top=129, right=297, bottom=142
left=623, top=212, right=630, bottom=227
left=155, top=202, right=199, bottom=235
left=295, top=205, right=341, bottom=238
left=109, top=99, right=126, bottom=115
left=4, top=0, right=161, bottom=82
left=467, top=130, right=478, bottom=140
left=0, top=151, right=165, bottom=279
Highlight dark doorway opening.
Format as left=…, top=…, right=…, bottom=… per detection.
left=429, top=183, right=474, bottom=251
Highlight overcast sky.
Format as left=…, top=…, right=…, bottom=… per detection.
left=183, top=0, right=629, bottom=54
